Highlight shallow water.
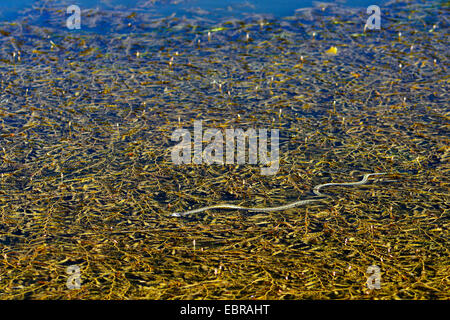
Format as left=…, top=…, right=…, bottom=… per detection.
left=0, top=0, right=448, bottom=299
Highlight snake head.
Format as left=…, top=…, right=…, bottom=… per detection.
left=170, top=212, right=181, bottom=217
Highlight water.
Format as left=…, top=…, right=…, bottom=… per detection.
left=0, top=0, right=448, bottom=300
left=0, top=0, right=384, bottom=22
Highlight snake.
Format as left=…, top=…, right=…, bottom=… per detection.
left=170, top=173, right=386, bottom=217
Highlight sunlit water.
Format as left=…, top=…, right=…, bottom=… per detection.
left=0, top=0, right=447, bottom=300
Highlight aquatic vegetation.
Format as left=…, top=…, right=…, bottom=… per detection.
left=0, top=0, right=448, bottom=299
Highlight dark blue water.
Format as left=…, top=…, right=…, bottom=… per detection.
left=0, top=0, right=384, bottom=21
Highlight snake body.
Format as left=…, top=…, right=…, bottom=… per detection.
left=170, top=173, right=386, bottom=217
